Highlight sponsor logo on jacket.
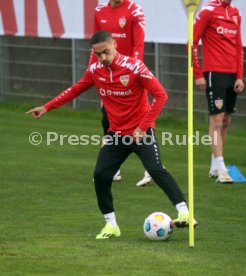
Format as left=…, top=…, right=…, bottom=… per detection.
left=112, top=33, right=127, bottom=38
left=99, top=88, right=132, bottom=96
left=216, top=26, right=237, bottom=35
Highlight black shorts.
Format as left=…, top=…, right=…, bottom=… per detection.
left=204, top=72, right=238, bottom=115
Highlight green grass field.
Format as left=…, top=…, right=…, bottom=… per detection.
left=0, top=103, right=246, bottom=276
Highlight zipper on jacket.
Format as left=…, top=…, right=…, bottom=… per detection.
left=225, top=6, right=229, bottom=20
left=108, top=67, right=113, bottom=82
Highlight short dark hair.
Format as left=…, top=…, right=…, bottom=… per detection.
left=91, top=30, right=113, bottom=46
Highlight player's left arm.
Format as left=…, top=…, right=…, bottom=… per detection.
left=235, top=13, right=244, bottom=93
left=131, top=3, right=145, bottom=60
left=137, top=62, right=168, bottom=132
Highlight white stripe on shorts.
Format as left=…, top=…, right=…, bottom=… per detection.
left=209, top=72, right=212, bottom=88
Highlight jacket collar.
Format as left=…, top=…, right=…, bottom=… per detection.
left=219, top=0, right=231, bottom=7
left=107, top=52, right=121, bottom=69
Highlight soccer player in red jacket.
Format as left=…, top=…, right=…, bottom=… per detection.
left=90, top=0, right=145, bottom=63
left=26, top=30, right=197, bottom=239
left=90, top=0, right=151, bottom=186
left=193, top=0, right=244, bottom=183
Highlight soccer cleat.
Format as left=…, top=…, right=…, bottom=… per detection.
left=113, top=170, right=122, bottom=181
left=216, top=170, right=233, bottom=184
left=173, top=212, right=198, bottom=228
left=136, top=171, right=152, bottom=187
left=209, top=169, right=218, bottom=178
left=96, top=222, right=121, bottom=239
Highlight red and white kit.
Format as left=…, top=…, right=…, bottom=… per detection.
left=193, top=0, right=244, bottom=79
left=90, top=0, right=145, bottom=64
left=44, top=53, right=167, bottom=135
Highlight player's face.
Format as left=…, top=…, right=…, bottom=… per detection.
left=92, top=39, right=117, bottom=67
left=110, top=0, right=123, bottom=7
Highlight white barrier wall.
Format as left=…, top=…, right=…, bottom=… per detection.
left=133, top=0, right=246, bottom=45
left=0, top=0, right=245, bottom=45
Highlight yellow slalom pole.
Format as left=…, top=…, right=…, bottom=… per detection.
left=188, top=11, right=195, bottom=248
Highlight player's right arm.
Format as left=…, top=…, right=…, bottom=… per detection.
left=25, top=106, right=47, bottom=119
left=193, top=7, right=212, bottom=89
left=195, top=77, right=207, bottom=91
left=26, top=70, right=94, bottom=119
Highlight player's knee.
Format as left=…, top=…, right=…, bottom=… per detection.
left=146, top=165, right=166, bottom=178
left=223, top=114, right=231, bottom=129
left=210, top=113, right=224, bottom=130
left=94, top=168, right=112, bottom=182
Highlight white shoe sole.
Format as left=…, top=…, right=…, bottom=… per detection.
left=215, top=170, right=233, bottom=183
left=136, top=177, right=152, bottom=187
left=216, top=178, right=233, bottom=184
left=113, top=175, right=122, bottom=181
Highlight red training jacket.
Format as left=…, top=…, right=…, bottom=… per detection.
left=193, top=0, right=244, bottom=80
left=44, top=53, right=168, bottom=135
left=89, top=0, right=145, bottom=64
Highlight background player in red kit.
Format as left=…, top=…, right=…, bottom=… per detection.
left=193, top=0, right=244, bottom=183
left=91, top=0, right=145, bottom=62
left=26, top=30, right=197, bottom=239
left=90, top=0, right=152, bottom=186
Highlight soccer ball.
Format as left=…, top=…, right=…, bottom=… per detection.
left=143, top=212, right=173, bottom=241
